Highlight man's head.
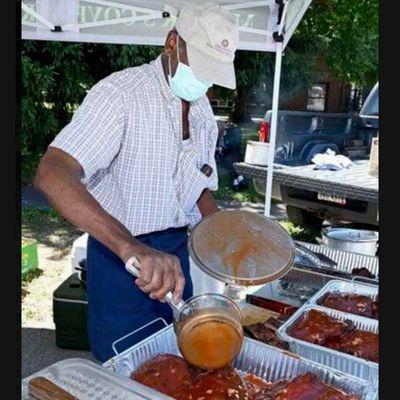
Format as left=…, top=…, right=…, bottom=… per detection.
left=164, top=1, right=239, bottom=91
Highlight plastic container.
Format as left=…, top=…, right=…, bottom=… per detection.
left=244, top=140, right=270, bottom=165
left=22, top=358, right=171, bottom=400
left=21, top=238, right=38, bottom=278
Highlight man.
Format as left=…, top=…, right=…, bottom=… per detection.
left=34, top=1, right=238, bottom=362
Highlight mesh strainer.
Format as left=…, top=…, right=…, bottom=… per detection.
left=189, top=210, right=295, bottom=286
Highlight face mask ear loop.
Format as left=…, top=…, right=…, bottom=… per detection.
left=168, top=53, right=172, bottom=78
left=176, top=34, right=181, bottom=64
left=169, top=34, right=180, bottom=79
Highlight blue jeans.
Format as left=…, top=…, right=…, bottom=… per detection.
left=86, top=226, right=193, bottom=362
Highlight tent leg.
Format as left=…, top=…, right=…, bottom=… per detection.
left=264, top=43, right=283, bottom=217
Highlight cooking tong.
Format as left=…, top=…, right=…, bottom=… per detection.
left=294, top=243, right=337, bottom=269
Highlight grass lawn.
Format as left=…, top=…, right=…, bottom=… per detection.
left=213, top=173, right=264, bottom=203
left=22, top=208, right=81, bottom=327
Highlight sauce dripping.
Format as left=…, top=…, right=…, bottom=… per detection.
left=221, top=239, right=257, bottom=278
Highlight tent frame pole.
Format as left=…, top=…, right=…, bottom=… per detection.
left=63, top=13, right=163, bottom=31
left=21, top=2, right=55, bottom=31
left=264, top=42, right=283, bottom=217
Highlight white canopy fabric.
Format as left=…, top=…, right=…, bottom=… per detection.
left=22, top=0, right=311, bottom=52
left=21, top=0, right=312, bottom=217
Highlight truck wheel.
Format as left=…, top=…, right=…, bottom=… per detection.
left=286, top=206, right=324, bottom=229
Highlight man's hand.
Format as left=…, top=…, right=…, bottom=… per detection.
left=132, top=247, right=185, bottom=303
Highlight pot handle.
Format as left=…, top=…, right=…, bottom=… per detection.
left=111, top=317, right=168, bottom=356
left=125, top=256, right=185, bottom=318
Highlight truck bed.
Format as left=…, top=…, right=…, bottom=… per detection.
left=234, top=160, right=378, bottom=203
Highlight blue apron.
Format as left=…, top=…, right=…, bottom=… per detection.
left=86, top=226, right=193, bottom=362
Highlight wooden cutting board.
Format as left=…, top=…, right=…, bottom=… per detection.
left=28, top=377, right=78, bottom=400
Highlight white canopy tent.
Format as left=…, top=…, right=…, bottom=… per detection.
left=21, top=0, right=312, bottom=217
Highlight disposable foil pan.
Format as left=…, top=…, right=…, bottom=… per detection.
left=103, top=324, right=376, bottom=400
left=296, top=241, right=379, bottom=279
left=277, top=305, right=379, bottom=387
left=21, top=358, right=172, bottom=400
left=307, top=280, right=378, bottom=319
left=279, top=265, right=378, bottom=302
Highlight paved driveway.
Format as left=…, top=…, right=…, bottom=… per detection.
left=22, top=327, right=98, bottom=379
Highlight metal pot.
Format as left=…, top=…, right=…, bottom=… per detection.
left=318, top=228, right=378, bottom=256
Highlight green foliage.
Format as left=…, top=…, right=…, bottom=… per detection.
left=22, top=207, right=59, bottom=225
left=279, top=220, right=320, bottom=243
left=218, top=0, right=378, bottom=120
left=21, top=41, right=92, bottom=182
left=21, top=53, right=58, bottom=182
left=301, top=0, right=378, bottom=86
left=22, top=206, right=80, bottom=251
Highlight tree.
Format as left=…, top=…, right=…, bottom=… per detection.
left=310, top=0, right=378, bottom=86
left=228, top=35, right=320, bottom=123
left=226, top=0, right=378, bottom=123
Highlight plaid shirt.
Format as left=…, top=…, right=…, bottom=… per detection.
left=50, top=55, right=218, bottom=236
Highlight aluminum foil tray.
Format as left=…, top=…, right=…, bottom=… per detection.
left=21, top=358, right=171, bottom=400
left=307, top=280, right=378, bottom=318
left=279, top=264, right=378, bottom=303
left=282, top=266, right=341, bottom=289
left=294, top=241, right=379, bottom=280
left=277, top=305, right=379, bottom=387
left=103, top=325, right=376, bottom=400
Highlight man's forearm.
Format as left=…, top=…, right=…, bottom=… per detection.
left=197, top=189, right=219, bottom=217
left=34, top=150, right=148, bottom=262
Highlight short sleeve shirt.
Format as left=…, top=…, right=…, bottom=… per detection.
left=50, top=55, right=218, bottom=236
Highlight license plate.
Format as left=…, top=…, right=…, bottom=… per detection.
left=317, top=193, right=347, bottom=205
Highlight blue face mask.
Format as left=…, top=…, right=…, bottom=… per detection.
left=168, top=36, right=212, bottom=102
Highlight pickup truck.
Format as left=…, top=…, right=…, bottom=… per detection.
left=234, top=83, right=379, bottom=228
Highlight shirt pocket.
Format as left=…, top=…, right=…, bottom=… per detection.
left=174, top=145, right=214, bottom=214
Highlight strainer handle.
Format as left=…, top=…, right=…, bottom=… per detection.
left=111, top=317, right=168, bottom=356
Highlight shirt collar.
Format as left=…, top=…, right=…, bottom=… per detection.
left=152, top=54, right=178, bottom=103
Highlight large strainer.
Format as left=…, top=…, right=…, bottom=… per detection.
left=189, top=210, right=295, bottom=286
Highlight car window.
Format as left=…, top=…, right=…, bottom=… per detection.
left=360, top=84, right=379, bottom=117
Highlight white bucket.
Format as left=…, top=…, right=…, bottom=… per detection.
left=244, top=140, right=270, bottom=166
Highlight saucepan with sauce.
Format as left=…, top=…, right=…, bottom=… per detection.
left=125, top=258, right=243, bottom=370
left=175, top=293, right=243, bottom=370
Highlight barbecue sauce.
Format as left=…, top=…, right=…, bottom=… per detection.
left=177, top=310, right=243, bottom=370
